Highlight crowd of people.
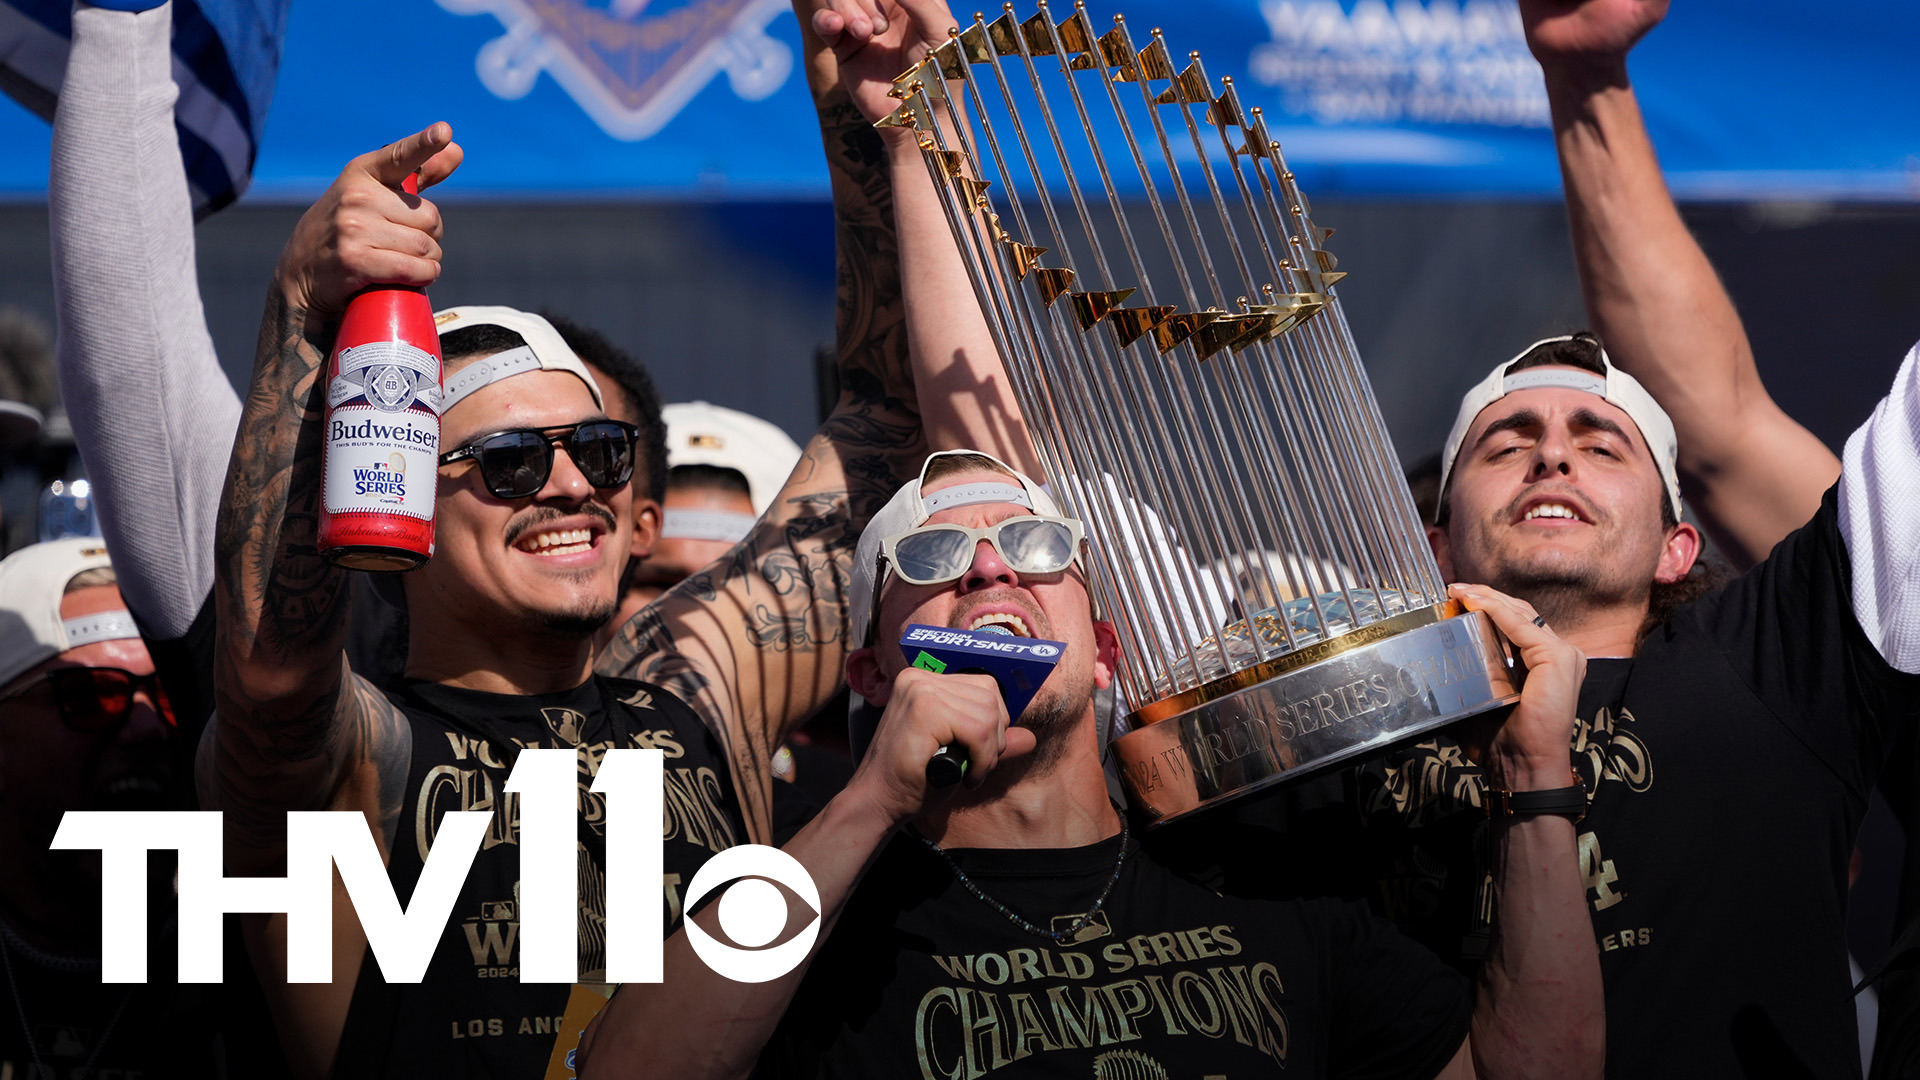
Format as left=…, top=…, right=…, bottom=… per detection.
left=0, top=0, right=1915, bottom=1077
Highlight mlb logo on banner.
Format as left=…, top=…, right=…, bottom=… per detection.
left=435, top=0, right=794, bottom=140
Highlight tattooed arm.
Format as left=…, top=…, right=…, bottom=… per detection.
left=208, top=125, right=461, bottom=1080
left=852, top=0, right=1042, bottom=477
left=595, top=8, right=930, bottom=845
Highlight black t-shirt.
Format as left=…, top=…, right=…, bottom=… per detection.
left=1350, top=490, right=1920, bottom=1078
left=758, top=831, right=1469, bottom=1079
left=0, top=923, right=220, bottom=1080
left=332, top=674, right=747, bottom=1078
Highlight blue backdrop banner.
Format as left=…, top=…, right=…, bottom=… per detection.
left=2, top=0, right=1916, bottom=202
left=1, top=0, right=292, bottom=214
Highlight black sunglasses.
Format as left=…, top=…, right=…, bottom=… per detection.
left=0, top=667, right=177, bottom=732
left=439, top=420, right=639, bottom=500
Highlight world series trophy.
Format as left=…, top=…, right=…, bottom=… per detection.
left=880, top=1, right=1522, bottom=825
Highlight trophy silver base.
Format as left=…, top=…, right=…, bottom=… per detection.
left=1113, top=602, right=1520, bottom=825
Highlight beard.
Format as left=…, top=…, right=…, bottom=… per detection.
left=537, top=585, right=621, bottom=637
left=1012, top=665, right=1096, bottom=777
left=1454, top=487, right=1662, bottom=630
left=502, top=503, right=626, bottom=637
left=1476, top=536, right=1654, bottom=630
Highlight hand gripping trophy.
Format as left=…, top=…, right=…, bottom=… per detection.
left=880, top=0, right=1521, bottom=823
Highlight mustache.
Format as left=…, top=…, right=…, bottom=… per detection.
left=948, top=590, right=1050, bottom=636
left=504, top=503, right=618, bottom=548
left=1501, top=485, right=1601, bottom=525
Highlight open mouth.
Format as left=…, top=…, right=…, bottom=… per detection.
left=515, top=526, right=598, bottom=557
left=967, top=612, right=1032, bottom=637
left=1519, top=500, right=1586, bottom=524
left=94, top=775, right=167, bottom=812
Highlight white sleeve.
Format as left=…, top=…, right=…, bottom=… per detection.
left=49, top=0, right=242, bottom=640
left=1838, top=341, right=1920, bottom=674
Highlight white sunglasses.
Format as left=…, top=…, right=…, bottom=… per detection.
left=865, top=515, right=1085, bottom=644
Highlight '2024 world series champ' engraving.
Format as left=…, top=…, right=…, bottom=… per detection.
left=1126, top=645, right=1488, bottom=797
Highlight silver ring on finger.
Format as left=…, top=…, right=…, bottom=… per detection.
left=1532, top=614, right=1548, bottom=628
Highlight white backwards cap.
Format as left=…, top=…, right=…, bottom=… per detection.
left=848, top=449, right=1068, bottom=648
left=0, top=538, right=138, bottom=689
left=661, top=401, right=805, bottom=543
left=433, top=306, right=604, bottom=415
left=1438, top=335, right=1683, bottom=522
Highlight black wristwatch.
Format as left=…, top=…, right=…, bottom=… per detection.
left=1486, top=783, right=1587, bottom=824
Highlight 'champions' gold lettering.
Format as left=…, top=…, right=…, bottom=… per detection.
left=917, top=926, right=1285, bottom=1078
left=409, top=729, right=738, bottom=986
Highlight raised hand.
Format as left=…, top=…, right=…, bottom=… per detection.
left=1518, top=0, right=1668, bottom=66
left=1447, top=582, right=1585, bottom=791
left=794, top=0, right=960, bottom=124
left=274, top=123, right=464, bottom=316
left=846, top=665, right=1036, bottom=827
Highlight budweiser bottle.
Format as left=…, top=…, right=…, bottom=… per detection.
left=317, top=176, right=442, bottom=571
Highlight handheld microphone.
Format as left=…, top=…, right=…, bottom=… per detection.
left=899, top=623, right=1065, bottom=787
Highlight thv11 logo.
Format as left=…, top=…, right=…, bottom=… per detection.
left=53, top=749, right=817, bottom=984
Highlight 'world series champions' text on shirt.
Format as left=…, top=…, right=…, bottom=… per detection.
left=331, top=674, right=745, bottom=1078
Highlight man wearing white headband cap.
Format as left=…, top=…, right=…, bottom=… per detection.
left=578, top=0, right=1599, bottom=1067
left=662, top=401, right=805, bottom=521
left=1492, top=0, right=1920, bottom=1069
left=201, top=103, right=941, bottom=1077
left=0, top=540, right=208, bottom=1074
left=1370, top=306, right=1920, bottom=1079
left=1430, top=331, right=1700, bottom=640
left=1175, top=3, right=1920, bottom=1076
left=584, top=441, right=1604, bottom=1079
left=620, top=401, right=804, bottom=612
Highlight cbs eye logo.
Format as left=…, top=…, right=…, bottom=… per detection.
left=682, top=846, right=822, bottom=982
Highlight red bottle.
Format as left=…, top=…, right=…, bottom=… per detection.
left=317, top=176, right=442, bottom=571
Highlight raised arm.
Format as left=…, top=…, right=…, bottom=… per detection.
left=594, top=0, right=935, bottom=844
left=855, top=0, right=1040, bottom=473
left=207, top=126, right=458, bottom=1079
left=1525, top=0, right=1837, bottom=569
left=50, top=0, right=240, bottom=723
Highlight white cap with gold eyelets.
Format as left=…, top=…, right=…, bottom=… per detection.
left=662, top=401, right=804, bottom=519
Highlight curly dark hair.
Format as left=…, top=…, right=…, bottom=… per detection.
left=1642, top=548, right=1731, bottom=642
left=538, top=312, right=668, bottom=506
left=439, top=315, right=669, bottom=504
